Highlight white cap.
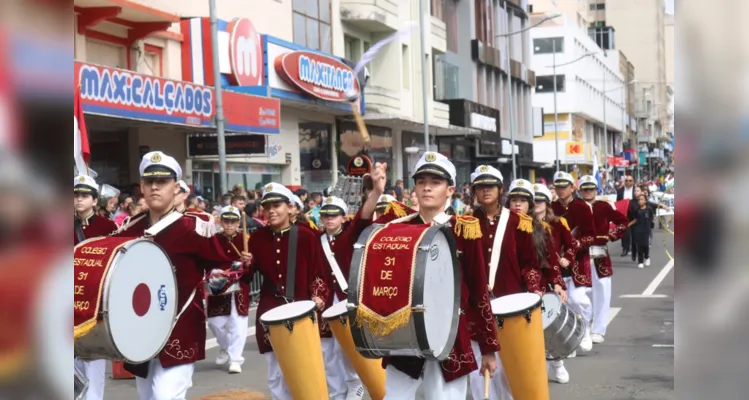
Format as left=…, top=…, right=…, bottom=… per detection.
left=139, top=151, right=182, bottom=180
left=320, top=196, right=348, bottom=215
left=178, top=180, right=190, bottom=194
left=579, top=175, right=598, bottom=190
left=376, top=194, right=396, bottom=205
left=553, top=171, right=575, bottom=187
left=291, top=194, right=304, bottom=210
left=74, top=174, right=99, bottom=194
left=261, top=182, right=294, bottom=205
left=412, top=151, right=456, bottom=185
left=533, top=183, right=552, bottom=202
left=470, top=165, right=503, bottom=186
left=507, top=179, right=534, bottom=198
left=219, top=205, right=242, bottom=220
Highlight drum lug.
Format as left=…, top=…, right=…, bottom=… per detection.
left=353, top=243, right=365, bottom=250
left=418, top=245, right=430, bottom=252
left=523, top=311, right=532, bottom=322
left=496, top=318, right=504, bottom=330
left=309, top=312, right=317, bottom=324
left=339, top=316, right=347, bottom=326
left=411, top=304, right=426, bottom=312
left=283, top=320, right=295, bottom=332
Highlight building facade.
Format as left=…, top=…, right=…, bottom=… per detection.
left=530, top=13, right=625, bottom=180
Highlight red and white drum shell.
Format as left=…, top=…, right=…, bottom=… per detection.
left=74, top=237, right=177, bottom=363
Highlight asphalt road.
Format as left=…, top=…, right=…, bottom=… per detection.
left=102, top=230, right=674, bottom=400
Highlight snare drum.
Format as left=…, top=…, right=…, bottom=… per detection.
left=74, top=237, right=177, bottom=363
left=492, top=293, right=549, bottom=400
left=74, top=363, right=88, bottom=400
left=590, top=245, right=608, bottom=259
left=347, top=224, right=460, bottom=361
left=322, top=300, right=386, bottom=400
left=260, top=301, right=328, bottom=399
left=541, top=293, right=585, bottom=360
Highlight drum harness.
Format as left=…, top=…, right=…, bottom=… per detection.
left=321, top=234, right=348, bottom=296
left=276, top=224, right=299, bottom=304
left=487, top=207, right=511, bottom=294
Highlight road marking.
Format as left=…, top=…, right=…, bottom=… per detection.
left=652, top=344, right=674, bottom=348
left=205, top=326, right=256, bottom=350
left=620, top=294, right=668, bottom=298
left=642, top=259, right=674, bottom=296
left=607, top=307, right=621, bottom=327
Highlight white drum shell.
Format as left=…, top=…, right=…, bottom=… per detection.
left=74, top=239, right=177, bottom=363
left=541, top=293, right=585, bottom=360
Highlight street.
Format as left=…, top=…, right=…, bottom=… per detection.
left=102, top=230, right=674, bottom=400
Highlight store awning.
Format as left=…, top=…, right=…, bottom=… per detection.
left=362, top=113, right=481, bottom=137
left=75, top=0, right=180, bottom=45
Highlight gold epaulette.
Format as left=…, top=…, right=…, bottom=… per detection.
left=384, top=201, right=407, bottom=218
left=516, top=212, right=533, bottom=234
left=309, top=219, right=318, bottom=230
left=541, top=221, right=552, bottom=234
left=559, top=217, right=570, bottom=231
left=454, top=215, right=482, bottom=240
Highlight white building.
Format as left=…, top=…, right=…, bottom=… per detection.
left=530, top=14, right=625, bottom=177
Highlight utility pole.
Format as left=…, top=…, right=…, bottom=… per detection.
left=209, top=0, right=227, bottom=195
left=418, top=0, right=430, bottom=151
left=552, top=39, right=560, bottom=172
left=504, top=1, right=517, bottom=180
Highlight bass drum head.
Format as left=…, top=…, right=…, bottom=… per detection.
left=261, top=300, right=316, bottom=324
left=106, top=240, right=177, bottom=363
left=541, top=293, right=561, bottom=329
left=322, top=299, right=348, bottom=321
left=421, top=228, right=457, bottom=358
left=491, top=293, right=542, bottom=317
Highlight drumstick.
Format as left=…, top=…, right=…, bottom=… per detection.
left=241, top=211, right=248, bottom=252
left=351, top=100, right=371, bottom=143
left=483, top=369, right=490, bottom=399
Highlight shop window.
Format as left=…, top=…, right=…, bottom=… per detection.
left=535, top=75, right=565, bottom=93
left=292, top=0, right=332, bottom=52
left=299, top=122, right=332, bottom=192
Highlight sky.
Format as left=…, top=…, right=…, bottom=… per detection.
left=665, top=0, right=674, bottom=14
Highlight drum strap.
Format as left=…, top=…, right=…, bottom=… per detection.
left=488, top=207, right=511, bottom=292
left=320, top=235, right=348, bottom=293
left=144, top=211, right=183, bottom=237
left=74, top=220, right=85, bottom=244
left=283, top=224, right=299, bottom=301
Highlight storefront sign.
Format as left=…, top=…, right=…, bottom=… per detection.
left=188, top=134, right=266, bottom=157
left=346, top=154, right=373, bottom=176
left=565, top=141, right=585, bottom=162
left=76, top=62, right=281, bottom=134
left=441, top=99, right=501, bottom=158
left=227, top=18, right=263, bottom=86
left=470, top=113, right=497, bottom=132
left=274, top=51, right=359, bottom=102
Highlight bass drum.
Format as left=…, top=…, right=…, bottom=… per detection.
left=541, top=293, right=584, bottom=360
left=348, top=224, right=460, bottom=361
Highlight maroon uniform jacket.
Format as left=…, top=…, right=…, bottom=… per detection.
left=248, top=224, right=330, bottom=354
left=115, top=211, right=233, bottom=373
left=551, top=198, right=596, bottom=287
left=73, top=213, right=117, bottom=245
left=373, top=214, right=499, bottom=383
left=590, top=201, right=629, bottom=278
left=540, top=222, right=566, bottom=291
left=547, top=218, right=577, bottom=285
left=472, top=207, right=541, bottom=297
left=206, top=233, right=251, bottom=317
left=319, top=212, right=372, bottom=302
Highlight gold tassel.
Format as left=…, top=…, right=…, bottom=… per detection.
left=560, top=217, right=570, bottom=231
left=355, top=305, right=411, bottom=337
left=309, top=219, right=318, bottom=230
left=517, top=213, right=533, bottom=233
left=454, top=216, right=482, bottom=240
left=74, top=318, right=98, bottom=341
left=541, top=221, right=552, bottom=234
left=384, top=201, right=406, bottom=218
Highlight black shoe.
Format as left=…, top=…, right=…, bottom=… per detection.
left=621, top=250, right=629, bottom=257
left=631, top=254, right=636, bottom=262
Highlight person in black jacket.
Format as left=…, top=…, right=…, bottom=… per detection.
left=617, top=175, right=637, bottom=256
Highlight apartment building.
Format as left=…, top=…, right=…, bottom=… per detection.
left=530, top=13, right=626, bottom=180
left=665, top=13, right=674, bottom=133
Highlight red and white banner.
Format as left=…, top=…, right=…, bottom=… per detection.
left=74, top=85, right=90, bottom=175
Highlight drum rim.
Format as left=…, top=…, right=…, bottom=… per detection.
left=322, top=300, right=348, bottom=320
left=260, top=300, right=318, bottom=325
left=492, top=294, right=542, bottom=318
left=101, top=238, right=178, bottom=363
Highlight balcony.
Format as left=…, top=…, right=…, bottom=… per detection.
left=432, top=100, right=450, bottom=126
left=340, top=0, right=399, bottom=32
left=363, top=84, right=401, bottom=115
left=430, top=17, right=446, bottom=54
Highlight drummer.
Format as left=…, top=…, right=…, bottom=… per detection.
left=318, top=165, right=386, bottom=400
left=578, top=175, right=629, bottom=345
left=73, top=174, right=117, bottom=400
left=115, top=151, right=251, bottom=400
left=378, top=152, right=498, bottom=400
left=551, top=171, right=596, bottom=352
left=206, top=205, right=251, bottom=375
left=246, top=183, right=330, bottom=400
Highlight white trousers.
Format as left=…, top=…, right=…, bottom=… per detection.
left=327, top=295, right=363, bottom=399
left=467, top=341, right=513, bottom=400
left=135, top=359, right=195, bottom=400
left=384, top=361, right=467, bottom=400
left=74, top=358, right=105, bottom=400
left=207, top=295, right=248, bottom=364
left=563, top=277, right=593, bottom=324
left=590, top=267, right=612, bottom=336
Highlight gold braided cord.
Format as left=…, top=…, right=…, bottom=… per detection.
left=516, top=213, right=533, bottom=233
left=559, top=217, right=570, bottom=231
left=454, top=216, right=482, bottom=239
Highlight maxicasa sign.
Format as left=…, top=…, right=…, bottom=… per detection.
left=274, top=51, right=359, bottom=102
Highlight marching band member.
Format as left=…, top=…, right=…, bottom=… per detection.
left=247, top=183, right=330, bottom=400
left=115, top=151, right=251, bottom=400
left=374, top=194, right=397, bottom=219
left=73, top=174, right=117, bottom=400
left=551, top=171, right=596, bottom=352
left=206, top=205, right=251, bottom=374
left=174, top=180, right=190, bottom=213
left=466, top=167, right=540, bottom=400
left=292, top=193, right=319, bottom=231
left=379, top=152, right=498, bottom=400
left=318, top=166, right=385, bottom=400
left=578, top=175, right=629, bottom=344
left=533, top=184, right=574, bottom=384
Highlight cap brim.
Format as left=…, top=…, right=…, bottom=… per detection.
left=412, top=165, right=453, bottom=183
left=534, top=194, right=551, bottom=202
left=221, top=214, right=241, bottom=220
left=261, top=194, right=290, bottom=205
left=579, top=183, right=598, bottom=190
left=375, top=203, right=388, bottom=212
left=472, top=174, right=503, bottom=186
left=142, top=165, right=178, bottom=179
left=74, top=185, right=97, bottom=194
left=320, top=206, right=345, bottom=216
left=553, top=180, right=572, bottom=187
left=508, top=188, right=534, bottom=198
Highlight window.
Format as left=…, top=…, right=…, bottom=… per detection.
left=589, top=3, right=604, bottom=10
left=477, top=66, right=485, bottom=105
left=434, top=57, right=459, bottom=100
left=445, top=0, right=459, bottom=52
left=299, top=122, right=332, bottom=192
left=533, top=37, right=564, bottom=54
left=431, top=0, right=445, bottom=21
left=292, top=0, right=331, bottom=52
left=402, top=45, right=410, bottom=89
left=535, top=75, right=565, bottom=93
left=344, top=35, right=358, bottom=61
